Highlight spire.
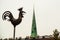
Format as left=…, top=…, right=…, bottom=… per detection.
left=31, top=7, right=37, bottom=38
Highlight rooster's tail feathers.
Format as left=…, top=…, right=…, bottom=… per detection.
left=2, top=11, right=13, bottom=20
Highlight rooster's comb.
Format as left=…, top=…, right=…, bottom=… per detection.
left=18, top=7, right=23, bottom=11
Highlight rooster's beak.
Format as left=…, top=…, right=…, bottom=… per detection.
left=23, top=11, right=26, bottom=13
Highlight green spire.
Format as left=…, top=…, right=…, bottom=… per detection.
left=31, top=7, right=37, bottom=38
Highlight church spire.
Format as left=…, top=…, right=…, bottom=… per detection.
left=31, top=7, right=37, bottom=38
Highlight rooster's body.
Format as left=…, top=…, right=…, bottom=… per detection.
left=2, top=7, right=26, bottom=27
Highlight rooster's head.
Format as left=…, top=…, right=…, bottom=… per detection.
left=18, top=7, right=26, bottom=18
left=18, top=7, right=26, bottom=13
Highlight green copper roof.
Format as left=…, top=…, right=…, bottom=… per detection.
left=31, top=8, right=37, bottom=38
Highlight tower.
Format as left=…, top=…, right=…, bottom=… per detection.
left=31, top=8, right=37, bottom=38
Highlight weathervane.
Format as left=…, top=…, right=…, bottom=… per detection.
left=2, top=7, right=26, bottom=39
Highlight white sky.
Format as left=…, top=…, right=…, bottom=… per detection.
left=0, top=0, right=60, bottom=39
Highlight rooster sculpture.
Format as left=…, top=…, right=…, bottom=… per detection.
left=2, top=7, right=26, bottom=39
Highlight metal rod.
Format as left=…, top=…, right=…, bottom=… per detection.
left=13, top=26, right=16, bottom=39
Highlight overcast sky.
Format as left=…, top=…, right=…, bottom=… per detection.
left=0, top=0, right=60, bottom=39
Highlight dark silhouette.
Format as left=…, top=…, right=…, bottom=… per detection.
left=2, top=7, right=26, bottom=39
